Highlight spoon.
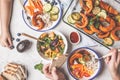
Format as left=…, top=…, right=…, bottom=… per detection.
left=21, top=33, right=44, bottom=42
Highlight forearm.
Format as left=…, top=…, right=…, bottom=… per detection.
left=1, top=0, right=13, bottom=32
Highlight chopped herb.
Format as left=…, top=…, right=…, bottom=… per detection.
left=94, top=22, right=100, bottom=29
left=44, top=37, right=51, bottom=44
left=89, top=19, right=94, bottom=26
left=50, top=46, right=55, bottom=50
left=58, top=46, right=64, bottom=54
left=34, top=61, right=44, bottom=73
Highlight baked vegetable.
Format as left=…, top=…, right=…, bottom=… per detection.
left=50, top=14, right=58, bottom=21
left=103, top=37, right=114, bottom=46
left=71, top=12, right=81, bottom=21
left=92, top=7, right=101, bottom=15
left=50, top=6, right=59, bottom=15
left=97, top=10, right=107, bottom=19
left=67, top=15, right=76, bottom=24
left=43, top=3, right=52, bottom=12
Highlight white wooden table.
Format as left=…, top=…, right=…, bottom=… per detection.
left=0, top=0, right=120, bottom=80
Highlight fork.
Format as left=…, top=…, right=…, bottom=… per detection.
left=95, top=48, right=120, bottom=62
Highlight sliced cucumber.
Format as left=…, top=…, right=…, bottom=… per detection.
left=95, top=0, right=100, bottom=6
left=115, top=14, right=120, bottom=22
left=97, top=10, right=107, bottom=19
left=103, top=38, right=114, bottom=46
left=50, top=6, right=59, bottom=15
left=92, top=7, right=101, bottom=15
left=43, top=3, right=52, bottom=12
left=50, top=14, right=58, bottom=21
left=67, top=15, right=76, bottom=24
left=71, top=12, right=81, bottom=21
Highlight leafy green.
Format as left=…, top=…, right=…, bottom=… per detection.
left=44, top=37, right=51, bottom=44
left=94, top=22, right=100, bottom=29
left=34, top=61, right=44, bottom=73
left=50, top=46, right=55, bottom=50
left=39, top=42, right=45, bottom=46
left=89, top=19, right=94, bottom=26
left=58, top=46, right=64, bottom=54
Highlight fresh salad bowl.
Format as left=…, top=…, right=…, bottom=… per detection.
left=22, top=0, right=62, bottom=32
left=37, top=30, right=68, bottom=60
left=67, top=47, right=101, bottom=80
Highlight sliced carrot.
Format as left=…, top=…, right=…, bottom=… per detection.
left=25, top=6, right=34, bottom=16
left=71, top=64, right=84, bottom=70
left=69, top=53, right=83, bottom=65
left=33, top=1, right=43, bottom=13
left=97, top=32, right=110, bottom=39
left=28, top=0, right=36, bottom=9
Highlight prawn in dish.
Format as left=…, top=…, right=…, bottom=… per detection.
left=23, top=0, right=62, bottom=31
left=67, top=0, right=120, bottom=46
left=67, top=47, right=101, bottom=80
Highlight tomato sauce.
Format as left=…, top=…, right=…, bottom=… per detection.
left=70, top=32, right=79, bottom=43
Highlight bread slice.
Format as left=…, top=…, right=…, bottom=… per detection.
left=2, top=70, right=18, bottom=80
left=2, top=63, right=27, bottom=80
left=18, top=65, right=27, bottom=79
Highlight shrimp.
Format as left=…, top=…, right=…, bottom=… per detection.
left=75, top=13, right=88, bottom=28
left=79, top=0, right=93, bottom=14
left=99, top=16, right=115, bottom=32
left=32, top=11, right=45, bottom=29
left=97, top=32, right=110, bottom=39
left=99, top=1, right=119, bottom=15
left=111, top=27, right=120, bottom=41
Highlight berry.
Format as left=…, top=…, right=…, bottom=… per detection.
left=16, top=38, right=20, bottom=42
left=17, top=33, right=21, bottom=36
left=54, top=2, right=57, bottom=5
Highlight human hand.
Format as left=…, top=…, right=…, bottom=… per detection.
left=0, top=31, right=13, bottom=49
left=105, top=49, right=120, bottom=80
left=43, top=64, right=66, bottom=80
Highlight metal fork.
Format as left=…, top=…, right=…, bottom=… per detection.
left=95, top=48, right=120, bottom=62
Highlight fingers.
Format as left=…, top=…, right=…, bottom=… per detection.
left=117, top=51, right=120, bottom=64
left=8, top=38, right=13, bottom=47
left=4, top=41, right=9, bottom=47
left=43, top=64, right=50, bottom=74
left=51, top=67, right=59, bottom=80
left=105, top=56, right=111, bottom=64
left=42, top=64, right=52, bottom=79
left=0, top=37, right=13, bottom=48
left=111, top=49, right=117, bottom=62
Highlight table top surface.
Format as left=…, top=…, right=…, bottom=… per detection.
left=0, top=0, right=120, bottom=80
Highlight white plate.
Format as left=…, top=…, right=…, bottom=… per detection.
left=67, top=47, right=101, bottom=80
left=22, top=0, right=63, bottom=32
left=37, top=30, right=68, bottom=60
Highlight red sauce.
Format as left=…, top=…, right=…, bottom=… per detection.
left=70, top=32, right=79, bottom=43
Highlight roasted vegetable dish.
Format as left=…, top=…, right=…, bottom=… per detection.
left=24, top=0, right=60, bottom=30
left=67, top=0, right=120, bottom=46
left=68, top=48, right=99, bottom=79
left=37, top=31, right=65, bottom=59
